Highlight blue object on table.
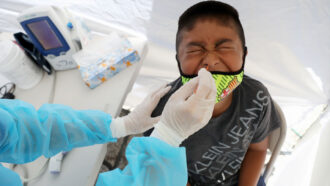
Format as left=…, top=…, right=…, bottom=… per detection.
left=96, top=137, right=187, bottom=186
left=0, top=164, right=22, bottom=186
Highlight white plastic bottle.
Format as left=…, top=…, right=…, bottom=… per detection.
left=0, top=39, right=43, bottom=89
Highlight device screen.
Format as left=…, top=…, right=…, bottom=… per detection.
left=27, top=20, right=63, bottom=50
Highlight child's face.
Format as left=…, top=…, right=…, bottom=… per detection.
left=178, top=18, right=245, bottom=75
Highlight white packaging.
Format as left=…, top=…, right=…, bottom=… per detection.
left=0, top=40, right=43, bottom=89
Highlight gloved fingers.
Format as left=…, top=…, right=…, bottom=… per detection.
left=135, top=84, right=170, bottom=112
left=149, top=116, right=161, bottom=124
left=200, top=80, right=216, bottom=102
left=188, top=92, right=213, bottom=104
left=148, top=83, right=168, bottom=97
left=150, top=85, right=171, bottom=102
left=194, top=68, right=216, bottom=99
left=140, top=84, right=165, bottom=104
left=142, top=85, right=171, bottom=113
left=207, top=74, right=217, bottom=101
left=186, top=68, right=216, bottom=106
left=169, top=77, right=199, bottom=102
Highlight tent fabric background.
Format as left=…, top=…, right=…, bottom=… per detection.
left=0, top=0, right=329, bottom=148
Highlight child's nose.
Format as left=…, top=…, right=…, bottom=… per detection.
left=201, top=51, right=220, bottom=70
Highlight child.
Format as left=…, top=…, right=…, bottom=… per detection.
left=145, top=1, right=281, bottom=186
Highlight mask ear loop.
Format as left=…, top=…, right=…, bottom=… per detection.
left=242, top=46, right=247, bottom=68
left=175, top=54, right=186, bottom=76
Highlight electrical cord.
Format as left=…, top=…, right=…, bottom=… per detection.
left=48, top=71, right=57, bottom=103
left=0, top=82, right=16, bottom=99
left=19, top=159, right=50, bottom=185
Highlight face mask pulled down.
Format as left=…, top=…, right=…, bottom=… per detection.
left=181, top=70, right=244, bottom=103
left=177, top=46, right=246, bottom=103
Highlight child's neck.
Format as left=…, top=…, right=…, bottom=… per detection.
left=212, top=93, right=233, bottom=117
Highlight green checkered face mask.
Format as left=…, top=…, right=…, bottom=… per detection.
left=181, top=70, right=244, bottom=103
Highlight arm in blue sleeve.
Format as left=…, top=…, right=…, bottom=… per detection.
left=96, top=137, right=188, bottom=186
left=0, top=99, right=117, bottom=164
left=0, top=164, right=22, bottom=186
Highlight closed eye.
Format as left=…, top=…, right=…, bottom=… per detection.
left=215, top=46, right=234, bottom=51
left=187, top=49, right=203, bottom=53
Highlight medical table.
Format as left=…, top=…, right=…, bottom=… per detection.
left=11, top=30, right=148, bottom=186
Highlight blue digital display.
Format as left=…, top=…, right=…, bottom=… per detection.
left=27, top=20, right=63, bottom=50
left=20, top=16, right=70, bottom=56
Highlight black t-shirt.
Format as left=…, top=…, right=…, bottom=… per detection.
left=144, top=75, right=281, bottom=186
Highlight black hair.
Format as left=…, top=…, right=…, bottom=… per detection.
left=176, top=1, right=246, bottom=52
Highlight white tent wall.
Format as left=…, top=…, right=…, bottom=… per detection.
left=309, top=110, right=330, bottom=186
left=0, top=1, right=329, bottom=99
left=0, top=0, right=329, bottom=185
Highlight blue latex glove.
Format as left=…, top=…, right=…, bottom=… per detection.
left=0, top=99, right=116, bottom=164
left=96, top=137, right=187, bottom=186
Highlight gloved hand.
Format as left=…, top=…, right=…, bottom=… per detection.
left=151, top=68, right=216, bottom=146
left=110, top=84, right=171, bottom=138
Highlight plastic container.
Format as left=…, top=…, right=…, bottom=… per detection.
left=0, top=40, right=43, bottom=89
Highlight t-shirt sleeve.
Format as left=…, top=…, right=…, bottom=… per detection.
left=251, top=87, right=282, bottom=143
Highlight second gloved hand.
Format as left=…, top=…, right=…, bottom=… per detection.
left=151, top=68, right=217, bottom=146
left=110, top=84, right=171, bottom=138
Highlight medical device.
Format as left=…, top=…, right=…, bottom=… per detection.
left=14, top=32, right=52, bottom=74
left=49, top=152, right=65, bottom=174
left=17, top=6, right=83, bottom=71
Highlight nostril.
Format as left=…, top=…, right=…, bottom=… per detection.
left=200, top=63, right=208, bottom=69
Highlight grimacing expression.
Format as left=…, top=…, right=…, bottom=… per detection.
left=177, top=17, right=245, bottom=75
